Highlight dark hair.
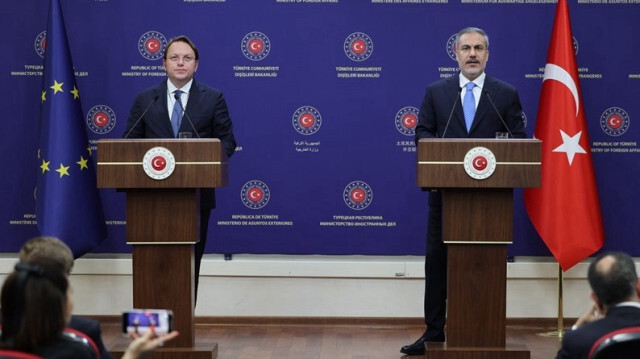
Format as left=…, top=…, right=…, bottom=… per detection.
left=588, top=251, right=638, bottom=307
left=0, top=257, right=68, bottom=352
left=163, top=36, right=199, bottom=60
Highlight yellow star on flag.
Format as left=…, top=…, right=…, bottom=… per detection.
left=55, top=163, right=70, bottom=178
left=40, top=159, right=50, bottom=174
left=41, top=90, right=47, bottom=103
left=71, top=86, right=80, bottom=99
left=77, top=156, right=88, bottom=170
left=50, top=80, right=64, bottom=94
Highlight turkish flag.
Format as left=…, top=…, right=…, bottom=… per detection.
left=524, top=0, right=604, bottom=271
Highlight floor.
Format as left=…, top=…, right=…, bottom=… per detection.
left=101, top=321, right=564, bottom=358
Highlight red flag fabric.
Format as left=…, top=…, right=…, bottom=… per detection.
left=524, top=0, right=604, bottom=271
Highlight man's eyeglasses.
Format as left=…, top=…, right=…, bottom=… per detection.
left=167, top=55, right=195, bottom=63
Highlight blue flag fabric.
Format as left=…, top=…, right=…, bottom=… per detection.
left=36, top=0, right=106, bottom=258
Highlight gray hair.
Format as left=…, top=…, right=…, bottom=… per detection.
left=456, top=27, right=489, bottom=49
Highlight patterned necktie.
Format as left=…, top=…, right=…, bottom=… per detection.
left=170, top=89, right=183, bottom=137
left=463, top=82, right=476, bottom=132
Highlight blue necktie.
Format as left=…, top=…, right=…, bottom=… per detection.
left=463, top=82, right=476, bottom=132
left=171, top=89, right=183, bottom=137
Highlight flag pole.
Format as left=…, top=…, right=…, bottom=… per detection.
left=557, top=264, right=564, bottom=338
left=538, top=263, right=565, bottom=339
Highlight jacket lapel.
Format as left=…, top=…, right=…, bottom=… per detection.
left=444, top=75, right=465, bottom=136
left=471, top=75, right=497, bottom=133
left=152, top=82, right=175, bottom=137
left=180, top=80, right=202, bottom=132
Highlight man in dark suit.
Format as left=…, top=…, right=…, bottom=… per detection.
left=556, top=252, right=640, bottom=359
left=401, top=27, right=526, bottom=355
left=123, top=36, right=237, bottom=301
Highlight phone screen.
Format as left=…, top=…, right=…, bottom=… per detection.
left=121, top=309, right=173, bottom=336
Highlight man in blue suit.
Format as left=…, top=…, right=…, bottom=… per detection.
left=123, top=36, right=237, bottom=301
left=401, top=27, right=526, bottom=355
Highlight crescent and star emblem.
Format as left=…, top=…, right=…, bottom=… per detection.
left=142, top=147, right=175, bottom=180
left=300, top=114, right=314, bottom=127
left=146, top=39, right=159, bottom=52
left=608, top=115, right=621, bottom=128
left=351, top=189, right=365, bottom=202
left=403, top=114, right=417, bottom=128
left=543, top=63, right=579, bottom=117
left=94, top=113, right=107, bottom=126
left=543, top=63, right=588, bottom=166
left=473, top=157, right=487, bottom=170
left=249, top=188, right=263, bottom=201
left=152, top=157, right=166, bottom=170
left=352, top=40, right=365, bottom=54
left=249, top=40, right=263, bottom=53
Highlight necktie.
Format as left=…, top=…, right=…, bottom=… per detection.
left=463, top=82, right=475, bottom=132
left=171, top=90, right=183, bottom=137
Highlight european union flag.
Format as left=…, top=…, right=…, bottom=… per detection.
left=36, top=0, right=106, bottom=258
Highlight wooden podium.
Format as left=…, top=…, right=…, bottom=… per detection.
left=416, top=138, right=540, bottom=359
left=97, top=139, right=228, bottom=359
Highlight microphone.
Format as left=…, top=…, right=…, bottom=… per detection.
left=484, top=91, right=514, bottom=138
left=441, top=86, right=463, bottom=138
left=174, top=93, right=201, bottom=138
left=124, top=95, right=159, bottom=139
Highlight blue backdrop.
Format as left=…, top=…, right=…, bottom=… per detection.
left=1, top=0, right=638, bottom=257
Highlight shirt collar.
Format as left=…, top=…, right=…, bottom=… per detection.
left=615, top=301, right=640, bottom=309
left=167, top=79, right=193, bottom=95
left=459, top=72, right=486, bottom=90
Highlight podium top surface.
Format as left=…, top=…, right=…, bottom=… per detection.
left=96, top=138, right=228, bottom=189
left=417, top=138, right=541, bottom=189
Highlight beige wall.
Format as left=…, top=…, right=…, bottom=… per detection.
left=0, top=254, right=616, bottom=318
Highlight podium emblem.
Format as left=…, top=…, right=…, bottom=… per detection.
left=463, top=146, right=496, bottom=180
left=142, top=147, right=176, bottom=180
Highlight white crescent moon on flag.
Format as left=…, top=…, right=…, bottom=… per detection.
left=543, top=63, right=579, bottom=117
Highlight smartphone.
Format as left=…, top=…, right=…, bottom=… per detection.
left=121, top=309, right=173, bottom=336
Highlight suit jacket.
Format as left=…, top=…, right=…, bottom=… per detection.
left=414, top=73, right=526, bottom=205
left=123, top=79, right=237, bottom=210
left=556, top=305, right=640, bottom=359
left=68, top=316, right=112, bottom=359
